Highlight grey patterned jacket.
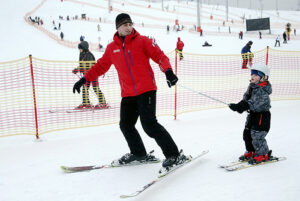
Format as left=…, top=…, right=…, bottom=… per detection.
left=243, top=81, right=272, bottom=112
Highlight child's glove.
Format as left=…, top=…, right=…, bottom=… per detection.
left=229, top=100, right=249, bottom=113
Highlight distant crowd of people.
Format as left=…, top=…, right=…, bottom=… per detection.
left=28, top=16, right=43, bottom=26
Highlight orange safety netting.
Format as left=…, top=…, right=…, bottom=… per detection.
left=0, top=47, right=299, bottom=138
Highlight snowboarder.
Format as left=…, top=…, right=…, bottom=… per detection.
left=72, top=13, right=189, bottom=170
left=72, top=40, right=109, bottom=110
left=241, top=41, right=253, bottom=69
left=176, top=37, right=184, bottom=60
left=275, top=35, right=280, bottom=47
left=229, top=63, right=272, bottom=164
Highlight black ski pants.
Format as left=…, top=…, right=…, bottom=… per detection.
left=243, top=111, right=271, bottom=152
left=119, top=90, right=179, bottom=158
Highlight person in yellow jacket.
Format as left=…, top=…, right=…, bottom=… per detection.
left=72, top=40, right=109, bottom=110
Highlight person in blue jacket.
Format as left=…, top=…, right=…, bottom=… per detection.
left=241, top=41, right=254, bottom=69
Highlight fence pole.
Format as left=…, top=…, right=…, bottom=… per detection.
left=266, top=46, right=269, bottom=65
left=29, top=55, right=39, bottom=139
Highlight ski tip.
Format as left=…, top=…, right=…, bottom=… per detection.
left=120, top=194, right=136, bottom=199
left=203, top=150, right=209, bottom=154
left=193, top=150, right=209, bottom=158
left=60, top=166, right=73, bottom=173
left=225, top=168, right=236, bottom=171
left=279, top=156, right=287, bottom=160
left=61, top=165, right=70, bottom=169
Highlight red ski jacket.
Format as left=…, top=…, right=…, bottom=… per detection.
left=84, top=29, right=172, bottom=97
left=176, top=38, right=184, bottom=50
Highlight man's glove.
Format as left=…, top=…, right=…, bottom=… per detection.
left=73, top=77, right=86, bottom=94
left=165, top=69, right=178, bottom=88
left=229, top=100, right=249, bottom=114
left=72, top=68, right=78, bottom=74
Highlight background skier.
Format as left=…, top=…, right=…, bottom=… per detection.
left=241, top=41, right=254, bottom=69
left=176, top=37, right=184, bottom=60
left=72, top=40, right=109, bottom=110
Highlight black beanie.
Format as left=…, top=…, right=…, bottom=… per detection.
left=78, top=41, right=89, bottom=51
left=115, top=13, right=132, bottom=29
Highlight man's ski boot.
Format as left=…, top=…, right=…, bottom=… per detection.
left=249, top=150, right=272, bottom=164
left=239, top=151, right=255, bottom=161
left=159, top=150, right=192, bottom=175
left=111, top=150, right=160, bottom=167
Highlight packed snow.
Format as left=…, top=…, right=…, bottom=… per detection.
left=1, top=0, right=300, bottom=201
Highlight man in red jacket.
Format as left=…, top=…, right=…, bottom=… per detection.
left=176, top=37, right=184, bottom=60
left=73, top=13, right=189, bottom=171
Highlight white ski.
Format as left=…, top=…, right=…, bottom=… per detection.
left=120, top=150, right=209, bottom=198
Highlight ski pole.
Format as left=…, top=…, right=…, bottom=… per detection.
left=177, top=83, right=229, bottom=105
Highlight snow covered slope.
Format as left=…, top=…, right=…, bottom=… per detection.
left=0, top=1, right=300, bottom=201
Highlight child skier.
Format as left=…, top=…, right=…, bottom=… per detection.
left=176, top=37, right=184, bottom=60
left=241, top=41, right=253, bottom=69
left=229, top=63, right=272, bottom=164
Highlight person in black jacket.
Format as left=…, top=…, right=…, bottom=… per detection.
left=283, top=32, right=287, bottom=44
left=60, top=32, right=64, bottom=40
left=72, top=41, right=109, bottom=109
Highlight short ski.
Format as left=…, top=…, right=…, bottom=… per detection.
left=49, top=108, right=69, bottom=113
left=224, top=156, right=287, bottom=171
left=49, top=107, right=111, bottom=113
left=48, top=108, right=89, bottom=113
left=66, top=108, right=94, bottom=113
left=219, top=159, right=250, bottom=169
left=120, top=150, right=209, bottom=198
left=66, top=107, right=111, bottom=113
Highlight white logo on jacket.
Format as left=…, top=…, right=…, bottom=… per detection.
left=113, top=49, right=120, bottom=53
left=152, top=39, right=157, bottom=47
